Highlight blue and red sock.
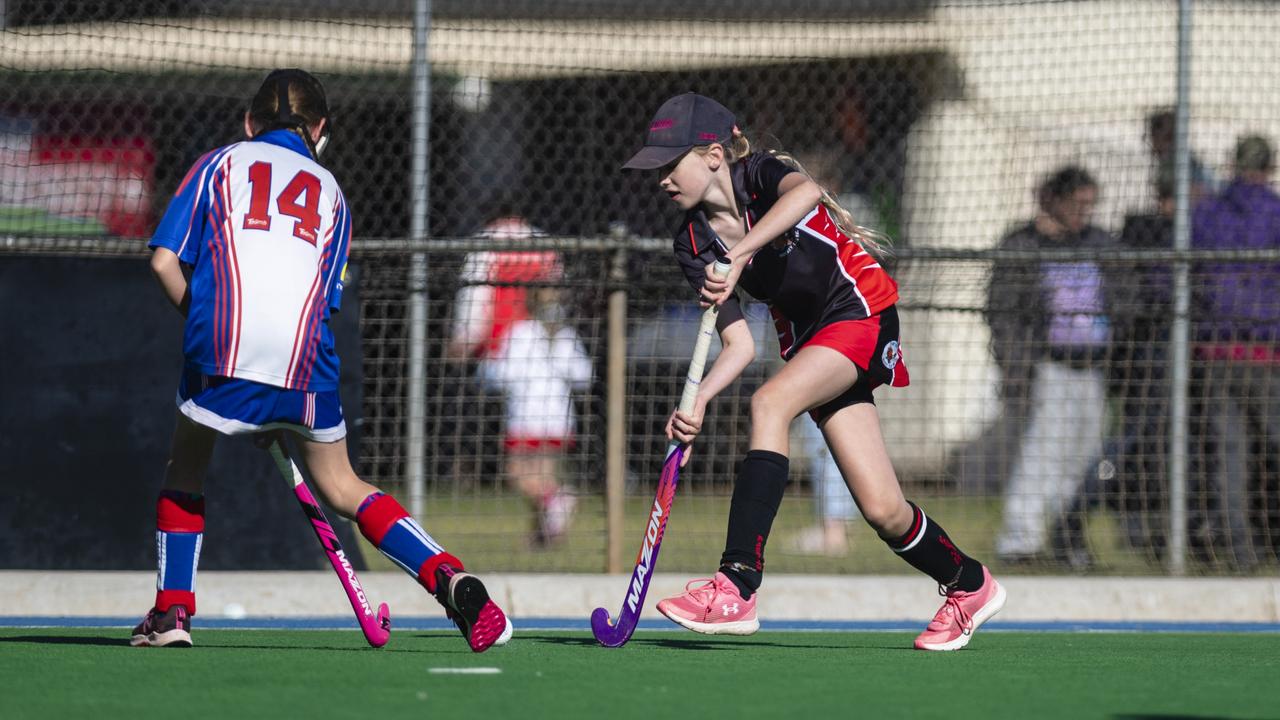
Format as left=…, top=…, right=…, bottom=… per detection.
left=356, top=492, right=461, bottom=593
left=154, top=490, right=205, bottom=615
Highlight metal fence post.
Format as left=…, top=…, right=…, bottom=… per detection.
left=605, top=246, right=629, bottom=573
left=1167, top=0, right=1193, bottom=576
left=405, top=0, right=432, bottom=518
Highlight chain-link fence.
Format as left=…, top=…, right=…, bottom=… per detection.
left=3, top=0, right=1280, bottom=576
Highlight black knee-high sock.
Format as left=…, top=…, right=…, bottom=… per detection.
left=719, top=449, right=789, bottom=599
left=883, top=501, right=985, bottom=592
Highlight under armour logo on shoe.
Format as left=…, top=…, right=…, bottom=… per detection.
left=722, top=603, right=739, bottom=616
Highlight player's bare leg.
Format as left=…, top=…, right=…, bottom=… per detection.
left=133, top=414, right=216, bottom=648
left=822, top=404, right=1005, bottom=651
left=748, top=345, right=860, bottom=455
left=818, top=404, right=912, bottom=537
left=294, top=434, right=511, bottom=651
left=161, top=413, right=217, bottom=495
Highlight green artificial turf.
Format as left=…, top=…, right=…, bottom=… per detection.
left=1, top=629, right=1276, bottom=719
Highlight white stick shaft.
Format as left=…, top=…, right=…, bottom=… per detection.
left=269, top=441, right=305, bottom=489
left=676, top=261, right=732, bottom=416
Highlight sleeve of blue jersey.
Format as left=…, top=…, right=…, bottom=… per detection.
left=149, top=150, right=219, bottom=265
left=326, top=194, right=353, bottom=313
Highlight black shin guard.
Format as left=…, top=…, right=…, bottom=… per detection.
left=719, top=450, right=789, bottom=599
left=884, top=501, right=985, bottom=592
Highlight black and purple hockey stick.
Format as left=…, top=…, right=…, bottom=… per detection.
left=591, top=261, right=730, bottom=647
left=269, top=440, right=391, bottom=648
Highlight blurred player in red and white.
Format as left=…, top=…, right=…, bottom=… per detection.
left=133, top=69, right=509, bottom=650
left=448, top=214, right=592, bottom=545
left=624, top=93, right=1005, bottom=650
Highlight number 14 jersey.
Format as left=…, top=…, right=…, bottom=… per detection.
left=150, top=129, right=352, bottom=392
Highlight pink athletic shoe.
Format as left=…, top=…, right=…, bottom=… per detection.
left=914, top=567, right=1006, bottom=651
left=656, top=572, right=760, bottom=635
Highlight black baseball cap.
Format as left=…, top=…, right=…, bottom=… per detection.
left=622, top=92, right=736, bottom=170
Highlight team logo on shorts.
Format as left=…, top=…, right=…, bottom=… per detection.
left=882, top=340, right=901, bottom=369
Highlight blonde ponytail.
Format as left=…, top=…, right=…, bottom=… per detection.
left=768, top=149, right=893, bottom=258
left=726, top=125, right=752, bottom=163
left=693, top=129, right=893, bottom=258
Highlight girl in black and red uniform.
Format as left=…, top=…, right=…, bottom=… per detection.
left=624, top=93, right=1004, bottom=650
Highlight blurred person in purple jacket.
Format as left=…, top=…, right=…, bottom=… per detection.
left=989, top=166, right=1115, bottom=563
left=1190, top=134, right=1280, bottom=570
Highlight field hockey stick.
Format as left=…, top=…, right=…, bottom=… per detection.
left=268, top=439, right=391, bottom=648
left=591, top=260, right=732, bottom=647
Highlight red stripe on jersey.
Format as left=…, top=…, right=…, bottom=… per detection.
left=209, top=174, right=224, bottom=373
left=320, top=197, right=342, bottom=301
left=203, top=166, right=227, bottom=373
left=222, top=158, right=244, bottom=375
left=285, top=202, right=333, bottom=389
left=799, top=205, right=898, bottom=316
left=174, top=149, right=217, bottom=198
left=207, top=238, right=224, bottom=373
left=286, top=271, right=323, bottom=389
left=177, top=146, right=235, bottom=260
left=688, top=222, right=698, bottom=256
left=208, top=162, right=228, bottom=374
left=296, top=214, right=340, bottom=387
left=297, top=293, right=324, bottom=389
left=207, top=176, right=231, bottom=375
left=214, top=160, right=236, bottom=375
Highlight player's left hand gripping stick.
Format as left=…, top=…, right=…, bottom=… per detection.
left=268, top=439, right=391, bottom=647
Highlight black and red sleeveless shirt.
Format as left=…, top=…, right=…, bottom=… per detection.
left=672, top=152, right=899, bottom=359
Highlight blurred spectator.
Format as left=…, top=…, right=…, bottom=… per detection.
left=448, top=214, right=593, bottom=546
left=988, top=166, right=1114, bottom=562
left=1055, top=166, right=1177, bottom=567
left=1188, top=134, right=1280, bottom=570
left=1147, top=108, right=1216, bottom=204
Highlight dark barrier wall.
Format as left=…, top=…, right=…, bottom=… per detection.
left=0, top=255, right=368, bottom=570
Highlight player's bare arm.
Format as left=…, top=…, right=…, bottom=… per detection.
left=703, top=173, right=822, bottom=306
left=667, top=316, right=755, bottom=466
left=149, top=247, right=190, bottom=317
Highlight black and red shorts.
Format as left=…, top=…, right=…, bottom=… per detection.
left=801, top=305, right=910, bottom=424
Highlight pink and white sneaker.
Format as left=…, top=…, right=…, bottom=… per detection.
left=914, top=567, right=1006, bottom=651
left=656, top=572, right=760, bottom=635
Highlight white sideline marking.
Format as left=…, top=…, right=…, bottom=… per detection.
left=428, top=667, right=502, bottom=675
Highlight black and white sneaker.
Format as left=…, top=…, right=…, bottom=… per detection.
left=433, top=566, right=509, bottom=652
left=130, top=605, right=192, bottom=648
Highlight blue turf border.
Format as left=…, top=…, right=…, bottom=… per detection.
left=3, top=616, right=1278, bottom=633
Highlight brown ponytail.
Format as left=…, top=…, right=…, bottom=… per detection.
left=247, top=69, right=329, bottom=145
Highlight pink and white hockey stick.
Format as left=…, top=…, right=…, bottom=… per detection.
left=268, top=440, right=391, bottom=647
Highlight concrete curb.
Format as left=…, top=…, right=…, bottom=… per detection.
left=6, top=571, right=1280, bottom=622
